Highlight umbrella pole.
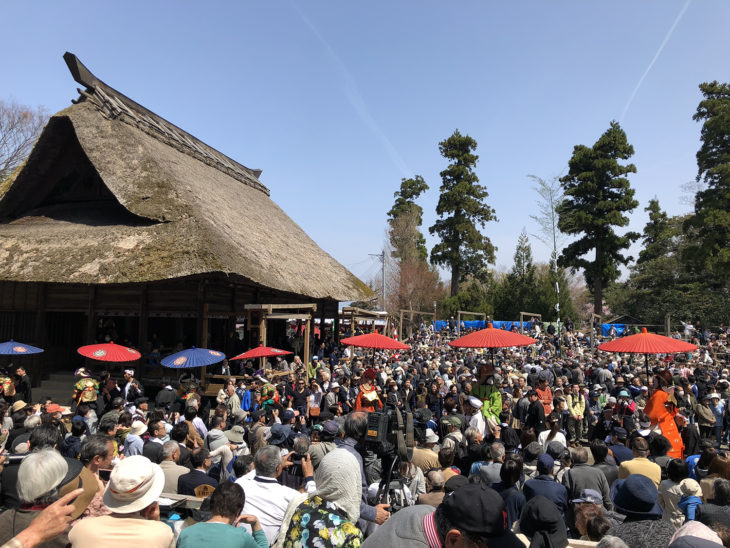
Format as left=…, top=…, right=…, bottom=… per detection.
left=645, top=353, right=650, bottom=394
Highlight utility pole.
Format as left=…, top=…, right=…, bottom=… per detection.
left=369, top=250, right=385, bottom=310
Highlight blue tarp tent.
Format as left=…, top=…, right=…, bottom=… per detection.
left=601, top=324, right=627, bottom=337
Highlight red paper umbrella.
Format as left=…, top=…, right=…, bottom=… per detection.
left=340, top=333, right=410, bottom=350
left=449, top=324, right=537, bottom=349
left=598, top=328, right=698, bottom=354
left=230, top=346, right=293, bottom=360
left=77, top=342, right=141, bottom=362
left=599, top=328, right=697, bottom=392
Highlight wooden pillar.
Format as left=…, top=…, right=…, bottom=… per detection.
left=303, top=315, right=311, bottom=369
left=86, top=286, right=96, bottom=343
left=138, top=284, right=149, bottom=350
left=259, top=309, right=267, bottom=371
left=319, top=300, right=326, bottom=342
left=333, top=310, right=339, bottom=343
left=196, top=281, right=208, bottom=384
left=200, top=303, right=209, bottom=385
left=33, top=283, right=46, bottom=383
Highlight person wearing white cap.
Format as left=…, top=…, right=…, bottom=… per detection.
left=68, top=455, right=173, bottom=548
left=122, top=369, right=143, bottom=404
left=465, top=395, right=487, bottom=438
left=411, top=429, right=441, bottom=473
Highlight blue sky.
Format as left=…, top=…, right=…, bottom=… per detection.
left=2, top=1, right=727, bottom=285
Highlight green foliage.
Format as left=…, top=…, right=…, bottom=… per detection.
left=388, top=175, right=429, bottom=262
left=605, top=211, right=730, bottom=327
left=638, top=199, right=672, bottom=264
left=493, top=230, right=537, bottom=319
left=683, top=81, right=730, bottom=283
left=557, top=121, right=639, bottom=314
left=429, top=129, right=497, bottom=296
left=438, top=275, right=494, bottom=319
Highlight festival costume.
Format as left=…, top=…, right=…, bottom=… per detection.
left=355, top=369, right=382, bottom=412
left=645, top=389, right=684, bottom=459
left=471, top=383, right=502, bottom=427
left=74, top=378, right=100, bottom=405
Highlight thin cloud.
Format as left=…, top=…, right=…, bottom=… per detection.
left=292, top=4, right=413, bottom=177
left=620, top=0, right=692, bottom=122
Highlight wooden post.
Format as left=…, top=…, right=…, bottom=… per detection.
left=200, top=303, right=208, bottom=385
left=33, top=283, right=46, bottom=384
left=303, top=315, right=311, bottom=368
left=138, top=284, right=149, bottom=350
left=259, top=309, right=267, bottom=372
left=86, top=286, right=96, bottom=343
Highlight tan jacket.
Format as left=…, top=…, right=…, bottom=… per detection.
left=618, top=457, right=661, bottom=487
left=160, top=460, right=189, bottom=494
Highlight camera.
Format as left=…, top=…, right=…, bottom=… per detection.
left=365, top=406, right=415, bottom=513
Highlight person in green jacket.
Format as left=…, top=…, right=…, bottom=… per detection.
left=176, top=481, right=267, bottom=548
left=470, top=362, right=502, bottom=434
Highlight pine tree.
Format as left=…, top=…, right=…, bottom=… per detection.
left=429, top=129, right=497, bottom=296
left=557, top=121, right=639, bottom=314
left=683, top=81, right=730, bottom=283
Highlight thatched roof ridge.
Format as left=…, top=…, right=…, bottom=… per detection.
left=0, top=55, right=370, bottom=301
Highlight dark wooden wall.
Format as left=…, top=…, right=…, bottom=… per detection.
left=0, top=277, right=339, bottom=385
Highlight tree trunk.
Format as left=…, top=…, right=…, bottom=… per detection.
left=593, top=270, right=602, bottom=316
left=450, top=263, right=460, bottom=296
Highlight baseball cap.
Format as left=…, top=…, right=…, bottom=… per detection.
left=612, top=426, right=628, bottom=440
left=571, top=488, right=603, bottom=505
left=439, top=483, right=523, bottom=547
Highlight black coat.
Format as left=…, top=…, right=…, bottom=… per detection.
left=177, top=469, right=218, bottom=496
left=526, top=399, right=546, bottom=434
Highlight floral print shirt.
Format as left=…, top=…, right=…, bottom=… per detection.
left=283, top=496, right=363, bottom=548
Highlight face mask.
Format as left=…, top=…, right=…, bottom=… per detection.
left=486, top=378, right=494, bottom=385
left=677, top=391, right=684, bottom=396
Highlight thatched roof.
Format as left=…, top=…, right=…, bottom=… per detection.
left=0, top=53, right=370, bottom=301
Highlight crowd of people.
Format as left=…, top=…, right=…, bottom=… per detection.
left=1, top=320, right=730, bottom=548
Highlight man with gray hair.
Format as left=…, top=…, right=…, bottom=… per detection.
left=417, top=470, right=446, bottom=506
left=159, top=440, right=188, bottom=494
left=479, top=441, right=506, bottom=484
left=235, top=445, right=316, bottom=544
left=562, top=446, right=612, bottom=510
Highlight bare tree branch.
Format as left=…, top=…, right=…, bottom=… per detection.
left=0, top=100, right=48, bottom=182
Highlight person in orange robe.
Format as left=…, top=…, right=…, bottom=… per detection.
left=355, top=368, right=383, bottom=413
left=645, top=372, right=684, bottom=459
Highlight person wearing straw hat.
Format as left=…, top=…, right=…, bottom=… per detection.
left=68, top=455, right=173, bottom=548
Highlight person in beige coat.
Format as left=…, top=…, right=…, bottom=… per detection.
left=159, top=441, right=189, bottom=494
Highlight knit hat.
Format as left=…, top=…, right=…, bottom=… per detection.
left=537, top=453, right=555, bottom=474
left=518, top=495, right=569, bottom=548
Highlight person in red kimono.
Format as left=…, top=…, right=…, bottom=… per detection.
left=355, top=368, right=383, bottom=412
left=645, top=369, right=684, bottom=459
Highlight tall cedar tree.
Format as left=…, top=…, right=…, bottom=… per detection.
left=557, top=121, right=639, bottom=314
left=429, top=130, right=497, bottom=296
left=684, top=81, right=730, bottom=283
left=387, top=176, right=429, bottom=262
left=638, top=199, right=672, bottom=264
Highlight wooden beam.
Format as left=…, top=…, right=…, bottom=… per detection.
left=244, top=303, right=318, bottom=311
left=265, top=313, right=311, bottom=320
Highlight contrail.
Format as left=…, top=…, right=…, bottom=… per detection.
left=620, top=0, right=692, bottom=122
left=291, top=4, right=413, bottom=177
